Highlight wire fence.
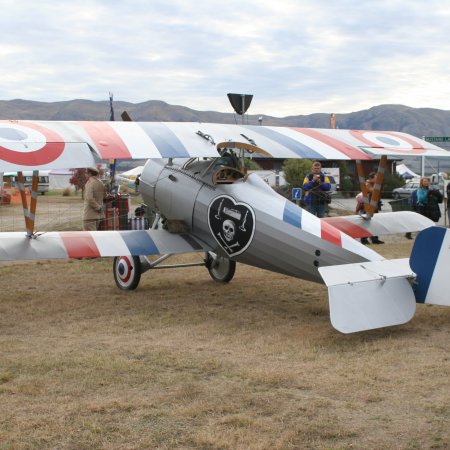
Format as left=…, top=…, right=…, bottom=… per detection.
left=0, top=190, right=448, bottom=232
left=0, top=191, right=148, bottom=232
left=0, top=195, right=85, bottom=232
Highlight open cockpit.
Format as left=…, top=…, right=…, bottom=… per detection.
left=181, top=148, right=246, bottom=185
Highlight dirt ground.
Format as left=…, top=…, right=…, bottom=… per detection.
left=0, top=196, right=449, bottom=449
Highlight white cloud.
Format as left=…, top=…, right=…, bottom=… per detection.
left=0, top=0, right=449, bottom=116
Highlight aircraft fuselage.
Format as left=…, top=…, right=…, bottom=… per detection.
left=139, top=158, right=382, bottom=282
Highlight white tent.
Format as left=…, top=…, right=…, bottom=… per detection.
left=114, top=166, right=144, bottom=192
left=49, top=169, right=74, bottom=190
left=120, top=166, right=144, bottom=179
left=396, top=164, right=419, bottom=179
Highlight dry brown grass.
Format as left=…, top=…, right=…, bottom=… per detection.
left=0, top=195, right=85, bottom=232
left=0, top=206, right=449, bottom=448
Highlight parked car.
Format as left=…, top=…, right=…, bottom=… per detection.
left=392, top=180, right=442, bottom=200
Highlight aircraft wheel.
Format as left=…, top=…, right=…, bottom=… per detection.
left=113, top=255, right=142, bottom=290
left=206, top=252, right=236, bottom=283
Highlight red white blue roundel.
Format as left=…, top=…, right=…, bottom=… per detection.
left=115, top=256, right=134, bottom=285
left=208, top=195, right=255, bottom=257
left=351, top=130, right=426, bottom=154
left=0, top=121, right=65, bottom=166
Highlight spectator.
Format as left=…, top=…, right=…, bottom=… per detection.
left=410, top=177, right=443, bottom=223
left=302, top=162, right=331, bottom=218
left=135, top=174, right=141, bottom=193
left=83, top=167, right=105, bottom=231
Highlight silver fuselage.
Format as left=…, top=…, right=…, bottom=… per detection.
left=138, top=158, right=381, bottom=283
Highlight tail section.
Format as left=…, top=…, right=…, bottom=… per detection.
left=410, top=226, right=450, bottom=306
left=319, top=259, right=416, bottom=333
left=319, top=226, right=450, bottom=333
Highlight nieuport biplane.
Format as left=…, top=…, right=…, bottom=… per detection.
left=0, top=119, right=449, bottom=333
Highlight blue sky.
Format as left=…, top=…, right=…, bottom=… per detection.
left=1, top=0, right=449, bottom=117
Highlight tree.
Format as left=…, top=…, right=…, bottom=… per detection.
left=69, top=166, right=105, bottom=198
left=242, top=158, right=262, bottom=171
left=382, top=171, right=405, bottom=198
left=339, top=161, right=355, bottom=196
left=69, top=169, right=87, bottom=195
left=282, top=159, right=314, bottom=188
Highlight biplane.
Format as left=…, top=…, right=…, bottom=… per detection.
left=0, top=119, right=449, bottom=333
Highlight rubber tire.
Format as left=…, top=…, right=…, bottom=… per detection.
left=206, top=252, right=236, bottom=283
left=113, top=255, right=142, bottom=290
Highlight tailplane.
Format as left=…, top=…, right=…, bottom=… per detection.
left=319, top=259, right=415, bottom=333
left=319, top=226, right=450, bottom=333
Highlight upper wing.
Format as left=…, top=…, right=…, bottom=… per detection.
left=1, top=120, right=449, bottom=172
left=0, top=229, right=211, bottom=260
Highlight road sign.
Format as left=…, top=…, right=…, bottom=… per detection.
left=292, top=188, right=302, bottom=200
left=424, top=136, right=450, bottom=143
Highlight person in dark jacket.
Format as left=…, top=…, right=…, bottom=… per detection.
left=409, top=177, right=443, bottom=223
left=302, top=162, right=331, bottom=218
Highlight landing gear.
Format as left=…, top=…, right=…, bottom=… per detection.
left=112, top=252, right=236, bottom=290
left=206, top=252, right=236, bottom=283
left=113, top=255, right=142, bottom=290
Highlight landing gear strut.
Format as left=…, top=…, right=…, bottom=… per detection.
left=112, top=252, right=236, bottom=290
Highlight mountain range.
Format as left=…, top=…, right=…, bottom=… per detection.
left=1, top=99, right=450, bottom=139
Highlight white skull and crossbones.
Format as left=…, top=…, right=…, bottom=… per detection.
left=223, top=219, right=235, bottom=242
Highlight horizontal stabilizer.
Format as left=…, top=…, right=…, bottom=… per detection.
left=410, top=226, right=450, bottom=306
left=323, top=211, right=433, bottom=239
left=0, top=229, right=211, bottom=260
left=319, top=259, right=416, bottom=333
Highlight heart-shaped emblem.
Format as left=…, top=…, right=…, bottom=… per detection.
left=208, top=195, right=255, bottom=257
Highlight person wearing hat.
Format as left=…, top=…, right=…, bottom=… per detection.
left=83, top=167, right=105, bottom=231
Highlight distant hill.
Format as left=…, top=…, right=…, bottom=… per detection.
left=1, top=99, right=450, bottom=139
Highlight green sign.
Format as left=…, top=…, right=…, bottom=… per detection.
left=424, top=136, right=450, bottom=143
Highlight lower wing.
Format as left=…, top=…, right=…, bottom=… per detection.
left=322, top=211, right=433, bottom=238
left=0, top=229, right=211, bottom=260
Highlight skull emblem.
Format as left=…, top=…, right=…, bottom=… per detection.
left=223, top=219, right=235, bottom=242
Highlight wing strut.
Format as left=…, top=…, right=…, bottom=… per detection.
left=17, top=171, right=39, bottom=237
left=358, top=155, right=388, bottom=219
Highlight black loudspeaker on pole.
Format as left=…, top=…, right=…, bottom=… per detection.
left=227, top=93, right=253, bottom=116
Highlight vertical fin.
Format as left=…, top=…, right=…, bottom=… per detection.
left=410, top=227, right=450, bottom=305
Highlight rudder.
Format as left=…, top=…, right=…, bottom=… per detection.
left=410, top=226, right=450, bottom=306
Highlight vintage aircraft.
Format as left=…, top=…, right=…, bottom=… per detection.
left=0, top=119, right=449, bottom=333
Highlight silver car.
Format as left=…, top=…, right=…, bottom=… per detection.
left=392, top=181, right=442, bottom=199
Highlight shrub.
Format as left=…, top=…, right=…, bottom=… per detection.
left=383, top=172, right=405, bottom=198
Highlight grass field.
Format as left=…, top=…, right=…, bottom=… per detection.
left=1, top=243, right=449, bottom=449
left=0, top=197, right=449, bottom=449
